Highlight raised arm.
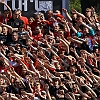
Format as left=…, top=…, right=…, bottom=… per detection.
left=72, top=9, right=86, bottom=19
left=80, top=21, right=95, bottom=36
left=45, top=84, right=52, bottom=100
left=0, top=0, right=12, bottom=16
left=45, top=41, right=69, bottom=68
left=0, top=22, right=13, bottom=33
left=62, top=8, right=72, bottom=21
left=71, top=37, right=83, bottom=44
left=84, top=83, right=97, bottom=97
left=68, top=22, right=82, bottom=38
left=59, top=38, right=69, bottom=54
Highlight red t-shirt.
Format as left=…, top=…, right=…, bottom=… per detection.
left=64, top=31, right=71, bottom=39
left=21, top=58, right=32, bottom=70
left=32, top=33, right=43, bottom=41
left=58, top=42, right=64, bottom=50
left=56, top=14, right=64, bottom=19
left=0, top=66, right=7, bottom=73
left=41, top=20, right=52, bottom=27
left=30, top=21, right=40, bottom=32
left=0, top=15, right=12, bottom=24
left=54, top=32, right=58, bottom=37
left=34, top=58, right=39, bottom=68
left=9, top=58, right=22, bottom=76
left=0, top=15, right=3, bottom=23
left=20, top=16, right=29, bottom=29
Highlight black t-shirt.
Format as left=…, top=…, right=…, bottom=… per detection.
left=6, top=85, right=19, bottom=94
left=7, top=18, right=24, bottom=28
left=80, top=42, right=91, bottom=53
left=0, top=34, right=7, bottom=42
left=49, top=85, right=59, bottom=97
left=0, top=33, right=13, bottom=45
left=7, top=39, right=23, bottom=46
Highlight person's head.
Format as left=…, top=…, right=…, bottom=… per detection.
left=55, top=10, right=61, bottom=14
left=72, top=83, right=78, bottom=92
left=54, top=61, right=61, bottom=70
left=74, top=23, right=80, bottom=31
left=16, top=9, right=22, bottom=17
left=1, top=92, right=8, bottom=100
left=26, top=39, right=33, bottom=46
left=13, top=10, right=20, bottom=19
left=35, top=14, right=41, bottom=22
left=28, top=17, right=35, bottom=24
left=77, top=16, right=83, bottom=23
left=39, top=13, right=45, bottom=20
left=65, top=56, right=72, bottom=65
left=34, top=81, right=41, bottom=90
left=93, top=47, right=99, bottom=55
left=98, top=16, right=100, bottom=23
left=57, top=30, right=64, bottom=37
left=95, top=29, right=100, bottom=36
left=47, top=10, right=53, bottom=18
left=79, top=76, right=86, bottom=84
left=58, top=42, right=66, bottom=52
left=18, top=24, right=25, bottom=32
left=41, top=91, right=47, bottom=99
left=52, top=78, right=59, bottom=87
left=85, top=8, right=92, bottom=17
left=80, top=50, right=87, bottom=59
left=35, top=26, right=41, bottom=34
left=58, top=87, right=64, bottom=95
left=12, top=31, right=19, bottom=41
left=3, top=10, right=9, bottom=18
left=14, top=79, right=23, bottom=88
left=71, top=13, right=77, bottom=20
left=70, top=66, right=76, bottom=74
left=15, top=44, right=21, bottom=52
left=2, top=26, right=8, bottom=35
left=22, top=69, right=27, bottom=77
left=36, top=65, right=43, bottom=71
left=0, top=78, right=5, bottom=85
left=53, top=23, right=60, bottom=32
left=25, top=73, right=30, bottom=80
left=83, top=27, right=89, bottom=34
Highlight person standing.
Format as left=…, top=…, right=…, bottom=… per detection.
left=0, top=0, right=12, bottom=24
left=16, top=9, right=29, bottom=30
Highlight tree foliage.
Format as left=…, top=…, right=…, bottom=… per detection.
left=70, top=0, right=82, bottom=13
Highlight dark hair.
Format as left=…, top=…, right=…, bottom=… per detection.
left=18, top=24, right=25, bottom=28
left=3, top=10, right=9, bottom=13
left=16, top=9, right=22, bottom=12
left=46, top=10, right=53, bottom=14
left=12, top=30, right=18, bottom=34
left=12, top=9, right=18, bottom=14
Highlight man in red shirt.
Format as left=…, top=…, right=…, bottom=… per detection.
left=0, top=0, right=12, bottom=24
left=30, top=14, right=41, bottom=33
left=32, top=26, right=43, bottom=41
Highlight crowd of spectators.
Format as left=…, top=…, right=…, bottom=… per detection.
left=0, top=0, right=100, bottom=100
